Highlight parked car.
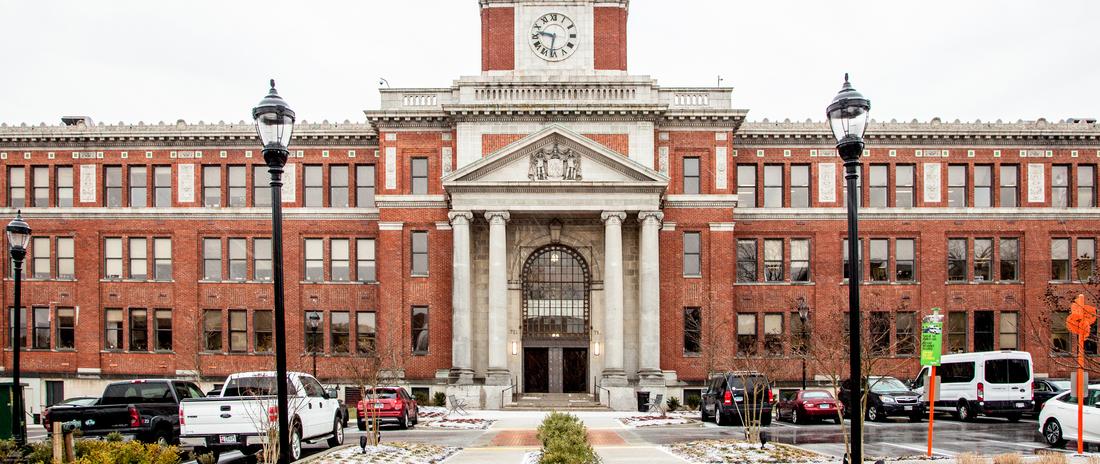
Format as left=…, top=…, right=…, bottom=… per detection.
left=1038, top=385, right=1100, bottom=447
left=1033, top=379, right=1070, bottom=414
left=179, top=372, right=344, bottom=462
left=51, top=397, right=99, bottom=407
left=776, top=389, right=843, bottom=424
left=700, top=371, right=773, bottom=426
left=43, top=379, right=204, bottom=444
left=911, top=350, right=1034, bottom=421
left=840, top=376, right=924, bottom=422
left=356, top=387, right=419, bottom=430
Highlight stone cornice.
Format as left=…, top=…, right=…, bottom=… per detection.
left=0, top=207, right=380, bottom=221
left=664, top=194, right=738, bottom=209
left=734, top=207, right=1100, bottom=221
left=736, top=119, right=1100, bottom=147
left=0, top=121, right=377, bottom=149
left=373, top=195, right=449, bottom=209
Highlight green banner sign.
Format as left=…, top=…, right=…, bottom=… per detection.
left=920, top=310, right=944, bottom=367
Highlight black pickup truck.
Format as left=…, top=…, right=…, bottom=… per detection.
left=44, top=379, right=205, bottom=444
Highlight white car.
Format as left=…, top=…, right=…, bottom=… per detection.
left=1038, top=385, right=1100, bottom=447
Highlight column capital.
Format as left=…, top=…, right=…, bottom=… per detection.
left=600, top=211, right=627, bottom=225
left=448, top=211, right=474, bottom=226
left=484, top=211, right=511, bottom=224
left=638, top=211, right=664, bottom=225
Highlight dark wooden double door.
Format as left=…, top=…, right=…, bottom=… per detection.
left=523, top=347, right=588, bottom=393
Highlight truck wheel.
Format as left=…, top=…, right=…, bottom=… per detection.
left=327, top=416, right=345, bottom=447
left=715, top=410, right=726, bottom=427
left=287, top=424, right=303, bottom=462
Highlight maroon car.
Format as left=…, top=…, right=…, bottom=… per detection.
left=357, top=387, right=418, bottom=430
left=777, top=389, right=843, bottom=424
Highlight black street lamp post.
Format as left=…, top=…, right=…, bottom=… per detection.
left=308, top=312, right=321, bottom=378
left=827, top=73, right=871, bottom=464
left=797, top=297, right=809, bottom=390
left=253, top=80, right=296, bottom=464
left=6, top=211, right=30, bottom=447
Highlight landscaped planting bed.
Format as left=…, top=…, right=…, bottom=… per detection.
left=619, top=413, right=700, bottom=428
left=421, top=417, right=496, bottom=429
left=664, top=439, right=829, bottom=464
left=310, top=442, right=458, bottom=464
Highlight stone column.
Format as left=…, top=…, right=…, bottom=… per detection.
left=485, top=211, right=511, bottom=386
left=637, top=211, right=663, bottom=381
left=449, top=211, right=474, bottom=384
left=601, top=211, right=627, bottom=384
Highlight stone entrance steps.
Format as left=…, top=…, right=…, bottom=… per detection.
left=505, top=392, right=609, bottom=410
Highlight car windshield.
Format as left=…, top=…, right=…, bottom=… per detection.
left=802, top=391, right=832, bottom=400
left=869, top=378, right=910, bottom=393
left=364, top=389, right=399, bottom=399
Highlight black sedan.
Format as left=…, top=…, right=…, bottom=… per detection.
left=1032, top=379, right=1069, bottom=414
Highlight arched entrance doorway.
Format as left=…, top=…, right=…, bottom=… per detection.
left=521, top=245, right=590, bottom=393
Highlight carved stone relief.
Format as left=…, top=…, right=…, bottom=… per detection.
left=528, top=143, right=581, bottom=181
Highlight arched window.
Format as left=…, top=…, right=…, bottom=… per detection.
left=521, top=245, right=590, bottom=339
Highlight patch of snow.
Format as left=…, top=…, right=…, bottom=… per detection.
left=664, top=439, right=830, bottom=464
left=421, top=418, right=495, bottom=430
left=313, top=441, right=458, bottom=464
left=521, top=450, right=543, bottom=464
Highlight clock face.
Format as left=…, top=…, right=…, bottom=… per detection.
left=529, top=13, right=578, bottom=62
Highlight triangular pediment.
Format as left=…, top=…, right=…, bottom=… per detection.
left=443, top=125, right=668, bottom=186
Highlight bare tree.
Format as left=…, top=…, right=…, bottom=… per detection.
left=342, top=320, right=406, bottom=447
left=1021, top=282, right=1100, bottom=376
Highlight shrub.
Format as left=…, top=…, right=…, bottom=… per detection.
left=665, top=396, right=681, bottom=412
left=537, top=412, right=600, bottom=464
left=434, top=391, right=448, bottom=407
left=1036, top=451, right=1068, bottom=464
left=414, top=391, right=430, bottom=405
left=957, top=452, right=986, bottom=464
left=6, top=438, right=181, bottom=464
left=684, top=395, right=700, bottom=411
left=993, top=453, right=1023, bottom=464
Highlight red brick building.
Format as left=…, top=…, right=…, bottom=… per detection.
left=2, top=0, right=1098, bottom=413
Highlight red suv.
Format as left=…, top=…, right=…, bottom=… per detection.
left=356, top=387, right=418, bottom=430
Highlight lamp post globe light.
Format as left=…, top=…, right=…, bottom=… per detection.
left=827, top=73, right=871, bottom=464
left=6, top=211, right=30, bottom=447
left=796, top=297, right=809, bottom=390
left=308, top=312, right=321, bottom=377
left=253, top=80, right=296, bottom=464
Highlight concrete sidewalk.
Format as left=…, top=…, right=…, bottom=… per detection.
left=444, top=445, right=687, bottom=464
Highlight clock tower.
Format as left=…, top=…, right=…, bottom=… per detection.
left=481, top=0, right=628, bottom=75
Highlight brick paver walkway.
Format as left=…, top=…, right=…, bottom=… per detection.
left=488, top=429, right=626, bottom=447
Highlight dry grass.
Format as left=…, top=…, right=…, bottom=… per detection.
left=992, top=453, right=1023, bottom=464
left=1085, top=455, right=1100, bottom=464
left=957, top=452, right=987, bottom=464
left=1035, top=451, right=1068, bottom=464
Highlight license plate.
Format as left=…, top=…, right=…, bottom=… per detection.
left=374, top=402, right=384, bottom=409
left=1015, top=402, right=1025, bottom=408
left=819, top=404, right=830, bottom=409
left=218, top=435, right=237, bottom=444
left=904, top=406, right=913, bottom=411
left=734, top=396, right=744, bottom=402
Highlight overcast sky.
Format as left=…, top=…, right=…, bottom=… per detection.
left=2, top=0, right=1097, bottom=126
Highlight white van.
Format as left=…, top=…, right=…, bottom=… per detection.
left=911, top=350, right=1034, bottom=421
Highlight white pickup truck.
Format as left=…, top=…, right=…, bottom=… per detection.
left=179, top=371, right=344, bottom=461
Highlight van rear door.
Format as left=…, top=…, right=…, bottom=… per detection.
left=984, top=357, right=1032, bottom=402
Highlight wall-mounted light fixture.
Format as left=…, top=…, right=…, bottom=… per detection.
left=511, top=340, right=518, bottom=356
left=593, top=342, right=601, bottom=357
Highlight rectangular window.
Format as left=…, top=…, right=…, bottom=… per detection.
left=790, top=165, right=810, bottom=207
left=896, top=238, right=915, bottom=281
left=973, top=165, right=992, bottom=207
left=357, top=239, right=376, bottom=282
left=56, top=166, right=73, bottom=207
left=329, top=165, right=349, bottom=207
left=56, top=308, right=75, bottom=349
left=842, top=238, right=862, bottom=281
left=1000, top=165, right=1018, bottom=207
left=33, top=306, right=50, bottom=349
left=105, top=309, right=123, bottom=350
left=304, top=165, right=323, bottom=207
left=1051, top=311, right=1069, bottom=354
left=227, top=165, right=246, bottom=207
left=948, top=164, right=967, bottom=207
left=974, top=310, right=995, bottom=352
left=736, top=239, right=757, bottom=283
left=869, top=238, right=888, bottom=282
left=153, top=238, right=171, bottom=281
left=411, top=306, right=429, bottom=354
left=129, top=166, right=147, bottom=208
left=790, top=239, right=810, bottom=282
left=411, top=231, right=429, bottom=276
left=683, top=308, right=702, bottom=355
left=57, top=238, right=74, bottom=279
left=105, top=166, right=123, bottom=207
left=1000, top=238, right=1019, bottom=281
left=129, top=237, right=147, bottom=280
left=764, top=313, right=783, bottom=356
left=129, top=308, right=148, bottom=351
left=229, top=310, right=247, bottom=353
left=304, top=238, right=324, bottom=281
left=999, top=311, right=1018, bottom=350
left=254, top=238, right=273, bottom=281
left=948, top=238, right=968, bottom=282
left=356, top=312, right=376, bottom=354
left=869, top=164, right=888, bottom=207
left=736, top=313, right=757, bottom=355
left=8, top=307, right=26, bottom=349
left=737, top=165, right=756, bottom=208
left=947, top=312, right=967, bottom=353
left=763, top=164, right=783, bottom=207
left=203, top=310, right=222, bottom=351
left=870, top=311, right=890, bottom=355
left=254, top=311, right=273, bottom=353
left=202, top=165, right=221, bottom=207
left=104, top=237, right=123, bottom=279
left=1079, top=165, right=1096, bottom=207
left=1076, top=238, right=1095, bottom=281
left=683, top=232, right=701, bottom=277
left=682, top=157, right=701, bottom=194
left=973, top=238, right=993, bottom=282
left=896, top=312, right=917, bottom=356
left=896, top=165, right=915, bottom=207
left=331, top=312, right=350, bottom=354
left=1052, top=165, right=1070, bottom=207
left=154, top=166, right=171, bottom=207
left=253, top=166, right=271, bottom=207
left=411, top=158, right=429, bottom=195
left=1051, top=238, right=1071, bottom=281
left=203, top=238, right=222, bottom=281
left=154, top=309, right=172, bottom=351
left=8, top=166, right=25, bottom=208
left=32, top=237, right=50, bottom=279
left=32, top=166, right=49, bottom=207
left=356, top=165, right=376, bottom=207
left=228, top=238, right=247, bottom=281
left=331, top=239, right=350, bottom=281
left=763, top=238, right=783, bottom=282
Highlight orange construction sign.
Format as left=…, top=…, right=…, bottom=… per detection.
left=1067, top=294, right=1097, bottom=337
